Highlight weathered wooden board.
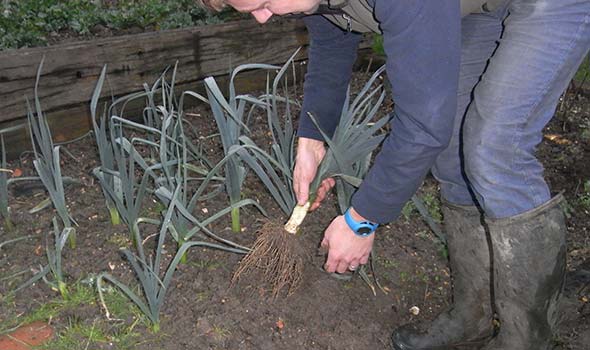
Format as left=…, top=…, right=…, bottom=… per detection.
left=0, top=17, right=374, bottom=158
left=0, top=18, right=311, bottom=124
left=0, top=64, right=309, bottom=159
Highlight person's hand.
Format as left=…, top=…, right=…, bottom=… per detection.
left=293, top=137, right=335, bottom=211
left=321, top=208, right=375, bottom=274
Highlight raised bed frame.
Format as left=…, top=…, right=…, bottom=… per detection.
left=0, top=18, right=371, bottom=158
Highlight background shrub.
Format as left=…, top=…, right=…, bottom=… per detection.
left=0, top=0, right=240, bottom=50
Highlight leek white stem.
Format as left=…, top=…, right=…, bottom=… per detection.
left=283, top=201, right=311, bottom=234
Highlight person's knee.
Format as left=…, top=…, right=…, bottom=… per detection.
left=462, top=126, right=494, bottom=189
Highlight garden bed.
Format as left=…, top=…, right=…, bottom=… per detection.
left=0, top=66, right=588, bottom=350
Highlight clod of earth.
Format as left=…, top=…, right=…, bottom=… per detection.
left=0, top=321, right=54, bottom=350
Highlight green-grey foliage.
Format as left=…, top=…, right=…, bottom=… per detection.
left=201, top=62, right=279, bottom=232
left=91, top=63, right=259, bottom=258
left=234, top=50, right=301, bottom=215
left=91, top=66, right=121, bottom=225
left=0, top=134, right=12, bottom=231
left=312, top=65, right=389, bottom=213
left=27, top=58, right=77, bottom=247
left=16, top=217, right=73, bottom=299
left=151, top=74, right=262, bottom=255
left=97, top=185, right=247, bottom=332
left=238, top=62, right=389, bottom=218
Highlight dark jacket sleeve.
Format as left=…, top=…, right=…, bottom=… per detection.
left=297, top=15, right=362, bottom=141
left=351, top=0, right=461, bottom=223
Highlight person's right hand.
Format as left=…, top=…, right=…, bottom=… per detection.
left=293, top=137, right=335, bottom=211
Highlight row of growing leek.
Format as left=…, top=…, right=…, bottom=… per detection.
left=0, top=49, right=441, bottom=332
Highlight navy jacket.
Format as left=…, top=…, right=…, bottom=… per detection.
left=298, top=0, right=461, bottom=223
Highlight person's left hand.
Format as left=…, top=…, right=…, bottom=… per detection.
left=321, top=213, right=375, bottom=274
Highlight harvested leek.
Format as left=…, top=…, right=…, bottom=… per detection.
left=233, top=65, right=389, bottom=297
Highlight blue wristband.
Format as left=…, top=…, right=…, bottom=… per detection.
left=344, top=208, right=379, bottom=237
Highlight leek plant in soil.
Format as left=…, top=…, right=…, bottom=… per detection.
left=91, top=64, right=252, bottom=260
left=235, top=48, right=302, bottom=216
left=152, top=101, right=259, bottom=261
left=0, top=125, right=65, bottom=232
left=202, top=62, right=280, bottom=232
left=90, top=65, right=172, bottom=226
left=233, top=66, right=389, bottom=296
left=91, top=65, right=121, bottom=225
left=91, top=64, right=217, bottom=232
left=0, top=134, right=13, bottom=231
left=97, top=185, right=247, bottom=332
left=16, top=217, right=73, bottom=299
left=152, top=110, right=266, bottom=258
left=27, top=59, right=77, bottom=247
left=91, top=67, right=176, bottom=238
left=225, top=51, right=303, bottom=295
left=93, top=122, right=153, bottom=242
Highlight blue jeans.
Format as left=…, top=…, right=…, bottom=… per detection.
left=432, top=0, right=590, bottom=219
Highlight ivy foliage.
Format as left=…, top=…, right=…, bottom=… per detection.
left=0, top=0, right=239, bottom=50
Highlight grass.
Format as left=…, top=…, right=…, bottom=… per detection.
left=401, top=193, right=442, bottom=223
left=211, top=324, right=231, bottom=340
left=1, top=283, right=143, bottom=349
left=189, top=259, right=223, bottom=271
left=377, top=257, right=399, bottom=269
left=401, top=201, right=416, bottom=221
left=106, top=232, right=133, bottom=248
left=578, top=179, right=590, bottom=211
left=399, top=271, right=409, bottom=283
left=371, top=34, right=384, bottom=56
left=420, top=192, right=442, bottom=223
left=194, top=291, right=211, bottom=302
left=574, top=55, right=589, bottom=85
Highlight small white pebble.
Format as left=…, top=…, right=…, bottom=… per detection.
left=409, top=306, right=420, bottom=316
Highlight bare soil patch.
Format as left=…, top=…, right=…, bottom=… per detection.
left=0, top=72, right=588, bottom=349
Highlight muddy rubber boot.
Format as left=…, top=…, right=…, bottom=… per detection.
left=392, top=202, right=495, bottom=350
left=482, top=195, right=567, bottom=350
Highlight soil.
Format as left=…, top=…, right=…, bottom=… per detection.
left=0, top=71, right=589, bottom=350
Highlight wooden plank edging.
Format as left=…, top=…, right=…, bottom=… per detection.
left=0, top=18, right=373, bottom=158
left=0, top=18, right=312, bottom=125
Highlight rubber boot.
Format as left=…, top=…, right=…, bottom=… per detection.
left=482, top=194, right=567, bottom=350
left=392, top=202, right=495, bottom=350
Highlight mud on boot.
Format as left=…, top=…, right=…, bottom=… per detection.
left=481, top=195, right=567, bottom=350
left=392, top=202, right=495, bottom=350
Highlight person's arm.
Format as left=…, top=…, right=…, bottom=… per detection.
left=297, top=15, right=363, bottom=141
left=351, top=0, right=461, bottom=223
left=323, top=0, right=461, bottom=274
left=294, top=15, right=362, bottom=207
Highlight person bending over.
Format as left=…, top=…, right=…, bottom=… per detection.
left=198, top=1, right=590, bottom=349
